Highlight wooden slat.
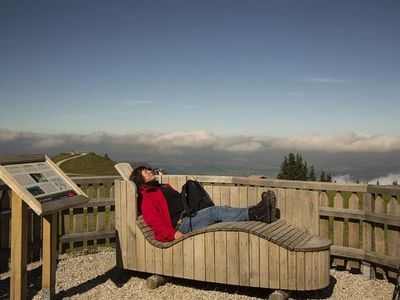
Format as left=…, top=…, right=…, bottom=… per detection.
left=297, top=189, right=307, bottom=231
left=308, top=191, right=319, bottom=235
left=212, top=186, right=221, bottom=206
left=247, top=186, right=257, bottom=207
left=183, top=236, right=194, bottom=279
left=10, top=192, right=28, bottom=300
left=279, top=247, right=288, bottom=289
left=374, top=194, right=386, bottom=276
left=163, top=246, right=173, bottom=276
left=277, top=188, right=286, bottom=222
left=42, top=213, right=57, bottom=299
left=205, top=232, right=215, bottom=282
left=226, top=232, right=239, bottom=285
left=194, top=234, right=206, bottom=281
left=126, top=181, right=137, bottom=269
left=114, top=181, right=122, bottom=267
left=348, top=192, right=360, bottom=270
left=249, top=235, right=260, bottom=287
left=269, top=242, right=280, bottom=289
left=305, top=252, right=313, bottom=290
left=259, top=237, right=269, bottom=288
left=271, top=225, right=297, bottom=244
left=363, top=193, right=373, bottom=271
left=312, top=251, right=319, bottom=289
left=285, top=188, right=295, bottom=226
left=230, top=186, right=240, bottom=208
left=120, top=181, right=128, bottom=266
left=239, top=186, right=248, bottom=208
left=319, top=191, right=329, bottom=239
left=214, top=231, right=226, bottom=283
left=59, top=230, right=115, bottom=243
left=238, top=232, right=249, bottom=286
left=136, top=228, right=146, bottom=272
left=145, top=241, right=154, bottom=273
left=154, top=246, right=163, bottom=274
left=296, top=252, right=305, bottom=290
left=288, top=250, right=297, bottom=290
left=333, top=192, right=344, bottom=266
left=172, top=242, right=183, bottom=278
left=387, top=196, right=399, bottom=278
left=221, top=186, right=230, bottom=207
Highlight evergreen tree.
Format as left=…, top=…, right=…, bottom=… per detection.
left=277, top=155, right=289, bottom=179
left=308, top=166, right=316, bottom=181
left=287, top=153, right=296, bottom=180
left=320, top=171, right=326, bottom=182
left=302, top=162, right=309, bottom=181
left=326, top=173, right=332, bottom=182
left=104, top=153, right=110, bottom=160
left=393, top=180, right=398, bottom=186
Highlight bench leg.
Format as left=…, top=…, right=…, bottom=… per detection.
left=268, top=290, right=291, bottom=300
left=146, top=274, right=168, bottom=289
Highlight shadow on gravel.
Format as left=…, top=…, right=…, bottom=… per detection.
left=0, top=264, right=43, bottom=299
left=166, top=274, right=336, bottom=299
left=57, top=266, right=135, bottom=298
left=290, top=275, right=336, bottom=299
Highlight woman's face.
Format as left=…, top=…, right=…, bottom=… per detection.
left=141, top=168, right=156, bottom=183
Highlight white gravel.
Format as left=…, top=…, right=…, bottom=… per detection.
left=0, top=247, right=396, bottom=300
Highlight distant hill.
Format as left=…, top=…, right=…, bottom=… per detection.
left=52, top=152, right=119, bottom=176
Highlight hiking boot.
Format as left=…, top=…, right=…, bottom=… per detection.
left=248, top=197, right=269, bottom=222
left=261, top=190, right=280, bottom=223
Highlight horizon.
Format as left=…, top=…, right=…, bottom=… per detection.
left=1, top=1, right=399, bottom=184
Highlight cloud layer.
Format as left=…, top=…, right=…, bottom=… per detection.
left=2, top=128, right=400, bottom=154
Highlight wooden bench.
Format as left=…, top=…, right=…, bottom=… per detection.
left=114, top=163, right=331, bottom=298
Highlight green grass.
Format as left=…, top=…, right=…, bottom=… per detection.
left=51, top=152, right=82, bottom=163
left=57, top=153, right=119, bottom=176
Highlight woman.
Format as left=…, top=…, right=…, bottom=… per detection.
left=130, top=164, right=279, bottom=242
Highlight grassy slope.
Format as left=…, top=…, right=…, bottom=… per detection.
left=52, top=153, right=81, bottom=163
left=55, top=153, right=119, bottom=176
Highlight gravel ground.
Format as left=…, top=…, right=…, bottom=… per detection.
left=0, top=248, right=396, bottom=300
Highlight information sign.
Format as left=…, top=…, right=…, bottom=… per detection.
left=0, top=154, right=88, bottom=215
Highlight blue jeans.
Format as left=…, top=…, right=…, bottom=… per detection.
left=177, top=206, right=249, bottom=234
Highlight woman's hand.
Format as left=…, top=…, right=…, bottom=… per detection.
left=174, top=231, right=184, bottom=240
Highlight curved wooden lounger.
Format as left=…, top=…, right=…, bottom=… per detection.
left=114, top=163, right=331, bottom=295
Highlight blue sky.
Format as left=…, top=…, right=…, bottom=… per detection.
left=1, top=1, right=399, bottom=181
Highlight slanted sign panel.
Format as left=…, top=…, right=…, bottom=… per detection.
left=0, top=154, right=88, bottom=215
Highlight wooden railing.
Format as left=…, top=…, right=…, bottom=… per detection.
left=0, top=175, right=399, bottom=281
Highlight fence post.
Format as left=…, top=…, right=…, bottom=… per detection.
left=362, top=192, right=374, bottom=279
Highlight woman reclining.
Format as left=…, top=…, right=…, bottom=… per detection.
left=130, top=164, right=279, bottom=242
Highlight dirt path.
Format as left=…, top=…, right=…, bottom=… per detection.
left=56, top=153, right=88, bottom=167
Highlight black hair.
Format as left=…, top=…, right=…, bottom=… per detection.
left=129, top=166, right=147, bottom=187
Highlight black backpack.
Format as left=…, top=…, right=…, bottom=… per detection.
left=180, top=180, right=214, bottom=217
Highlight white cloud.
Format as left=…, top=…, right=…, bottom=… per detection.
left=0, top=129, right=19, bottom=141
left=271, top=132, right=400, bottom=152
left=301, top=77, right=347, bottom=84
left=368, top=172, right=400, bottom=185
left=333, top=174, right=357, bottom=184
left=1, top=128, right=400, bottom=154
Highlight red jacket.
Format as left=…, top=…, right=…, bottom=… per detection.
left=140, top=184, right=177, bottom=242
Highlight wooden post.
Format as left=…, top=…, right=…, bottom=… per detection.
left=42, top=213, right=58, bottom=300
left=10, top=191, right=28, bottom=300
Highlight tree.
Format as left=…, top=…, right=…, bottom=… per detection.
left=104, top=153, right=110, bottom=160
left=320, top=171, right=326, bottom=182
left=393, top=180, right=398, bottom=186
left=326, top=173, right=332, bottom=182
left=308, top=166, right=316, bottom=181
left=277, top=153, right=313, bottom=181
